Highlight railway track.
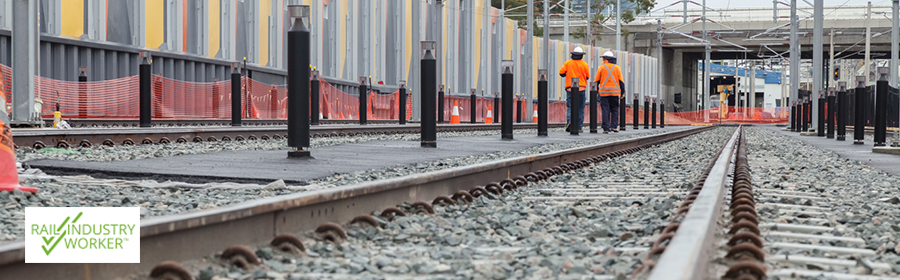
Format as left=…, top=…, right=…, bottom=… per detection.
left=12, top=123, right=564, bottom=150
left=4, top=125, right=896, bottom=279
left=0, top=126, right=711, bottom=279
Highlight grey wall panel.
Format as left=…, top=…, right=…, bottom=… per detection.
left=164, top=57, right=174, bottom=79
left=107, top=0, right=133, bottom=45
left=106, top=50, right=117, bottom=79
left=234, top=0, right=248, bottom=63
left=174, top=59, right=184, bottom=81
left=92, top=49, right=105, bottom=82
left=185, top=60, right=195, bottom=82
left=0, top=35, right=8, bottom=66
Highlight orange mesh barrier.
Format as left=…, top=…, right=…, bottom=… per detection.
left=36, top=75, right=141, bottom=118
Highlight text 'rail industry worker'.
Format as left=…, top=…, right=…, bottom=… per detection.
left=594, top=51, right=625, bottom=133
left=558, top=47, right=590, bottom=133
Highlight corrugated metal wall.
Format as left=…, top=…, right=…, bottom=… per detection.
left=0, top=0, right=658, bottom=104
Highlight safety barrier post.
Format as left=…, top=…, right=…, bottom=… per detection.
left=78, top=67, right=87, bottom=117
left=310, top=70, right=320, bottom=125
left=139, top=52, right=151, bottom=128
left=470, top=89, right=477, bottom=124
left=287, top=4, right=311, bottom=158
left=651, top=97, right=657, bottom=129
left=837, top=82, right=847, bottom=141
left=421, top=41, right=438, bottom=147
left=660, top=99, right=666, bottom=128
left=875, top=67, right=888, bottom=146
left=231, top=64, right=242, bottom=127
left=516, top=94, right=523, bottom=123
left=827, top=88, right=835, bottom=139
left=801, top=97, right=809, bottom=133
left=399, top=80, right=407, bottom=125
left=501, top=60, right=514, bottom=140
left=632, top=95, right=639, bottom=130
left=854, top=76, right=866, bottom=145
left=438, top=85, right=445, bottom=124
left=589, top=83, right=598, bottom=133
left=269, top=86, right=278, bottom=120
left=818, top=90, right=826, bottom=136
left=643, top=96, right=650, bottom=129
left=358, top=77, right=367, bottom=125
left=570, top=78, right=581, bottom=136
left=619, top=96, right=626, bottom=131
left=537, top=69, right=548, bottom=136
left=493, top=92, right=500, bottom=124
left=791, top=102, right=796, bottom=132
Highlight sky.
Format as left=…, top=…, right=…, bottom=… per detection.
left=663, top=0, right=890, bottom=10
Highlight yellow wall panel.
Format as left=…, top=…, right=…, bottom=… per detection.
left=208, top=0, right=220, bottom=57
left=259, top=0, right=271, bottom=66
left=505, top=19, right=515, bottom=60
left=145, top=0, right=164, bottom=49
left=404, top=0, right=412, bottom=81
left=61, top=0, right=84, bottom=37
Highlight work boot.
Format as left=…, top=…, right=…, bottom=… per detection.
left=603, top=131, right=609, bottom=134
left=565, top=122, right=570, bottom=132
left=613, top=129, right=619, bottom=133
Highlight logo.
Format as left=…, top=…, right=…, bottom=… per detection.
left=25, top=207, right=140, bottom=263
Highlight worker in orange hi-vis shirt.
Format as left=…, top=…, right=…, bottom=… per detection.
left=558, top=46, right=590, bottom=133
left=594, top=51, right=625, bottom=134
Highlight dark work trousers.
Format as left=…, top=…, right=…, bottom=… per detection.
left=599, top=95, right=620, bottom=131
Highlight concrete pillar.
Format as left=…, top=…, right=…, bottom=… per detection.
left=11, top=0, right=39, bottom=125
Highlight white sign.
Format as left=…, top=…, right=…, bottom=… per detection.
left=25, top=207, right=140, bottom=263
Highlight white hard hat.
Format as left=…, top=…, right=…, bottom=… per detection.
left=572, top=46, right=584, bottom=54
left=603, top=51, right=615, bottom=58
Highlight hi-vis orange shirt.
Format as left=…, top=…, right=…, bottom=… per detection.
left=558, top=59, right=590, bottom=89
left=594, top=62, right=623, bottom=97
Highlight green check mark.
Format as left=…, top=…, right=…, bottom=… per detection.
left=41, top=231, right=65, bottom=256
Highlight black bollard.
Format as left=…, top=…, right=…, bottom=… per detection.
left=421, top=41, right=437, bottom=147
left=516, top=94, right=523, bottom=123
left=493, top=93, right=500, bottom=124
left=875, top=68, right=888, bottom=146
left=802, top=98, right=809, bottom=133
left=643, top=97, right=650, bottom=129
left=660, top=99, right=665, bottom=128
left=399, top=80, right=407, bottom=125
left=589, top=84, right=598, bottom=133
left=818, top=91, right=825, bottom=136
left=827, top=88, right=835, bottom=139
left=632, top=96, right=639, bottom=129
left=537, top=70, right=548, bottom=136
left=470, top=89, right=477, bottom=124
left=287, top=4, right=311, bottom=158
left=570, top=78, right=581, bottom=136
left=310, top=70, right=320, bottom=125
left=837, top=82, right=847, bottom=141
left=139, top=53, right=152, bottom=128
left=651, top=98, right=657, bottom=129
left=79, top=67, right=87, bottom=117
left=231, top=65, right=242, bottom=127
left=501, top=60, right=514, bottom=140
left=791, top=102, right=796, bottom=132
left=438, top=85, right=445, bottom=124
left=854, top=76, right=865, bottom=145
left=619, top=96, right=626, bottom=131
left=358, top=77, right=368, bottom=125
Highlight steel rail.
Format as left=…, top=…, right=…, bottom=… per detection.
left=12, top=123, right=566, bottom=150
left=648, top=127, right=741, bottom=280
left=0, top=126, right=713, bottom=279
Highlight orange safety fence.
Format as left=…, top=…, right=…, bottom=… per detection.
left=0, top=62, right=790, bottom=125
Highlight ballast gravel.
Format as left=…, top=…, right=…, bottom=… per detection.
left=138, top=127, right=736, bottom=280
left=746, top=127, right=900, bottom=277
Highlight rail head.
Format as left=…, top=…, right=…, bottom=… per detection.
left=648, top=126, right=741, bottom=280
